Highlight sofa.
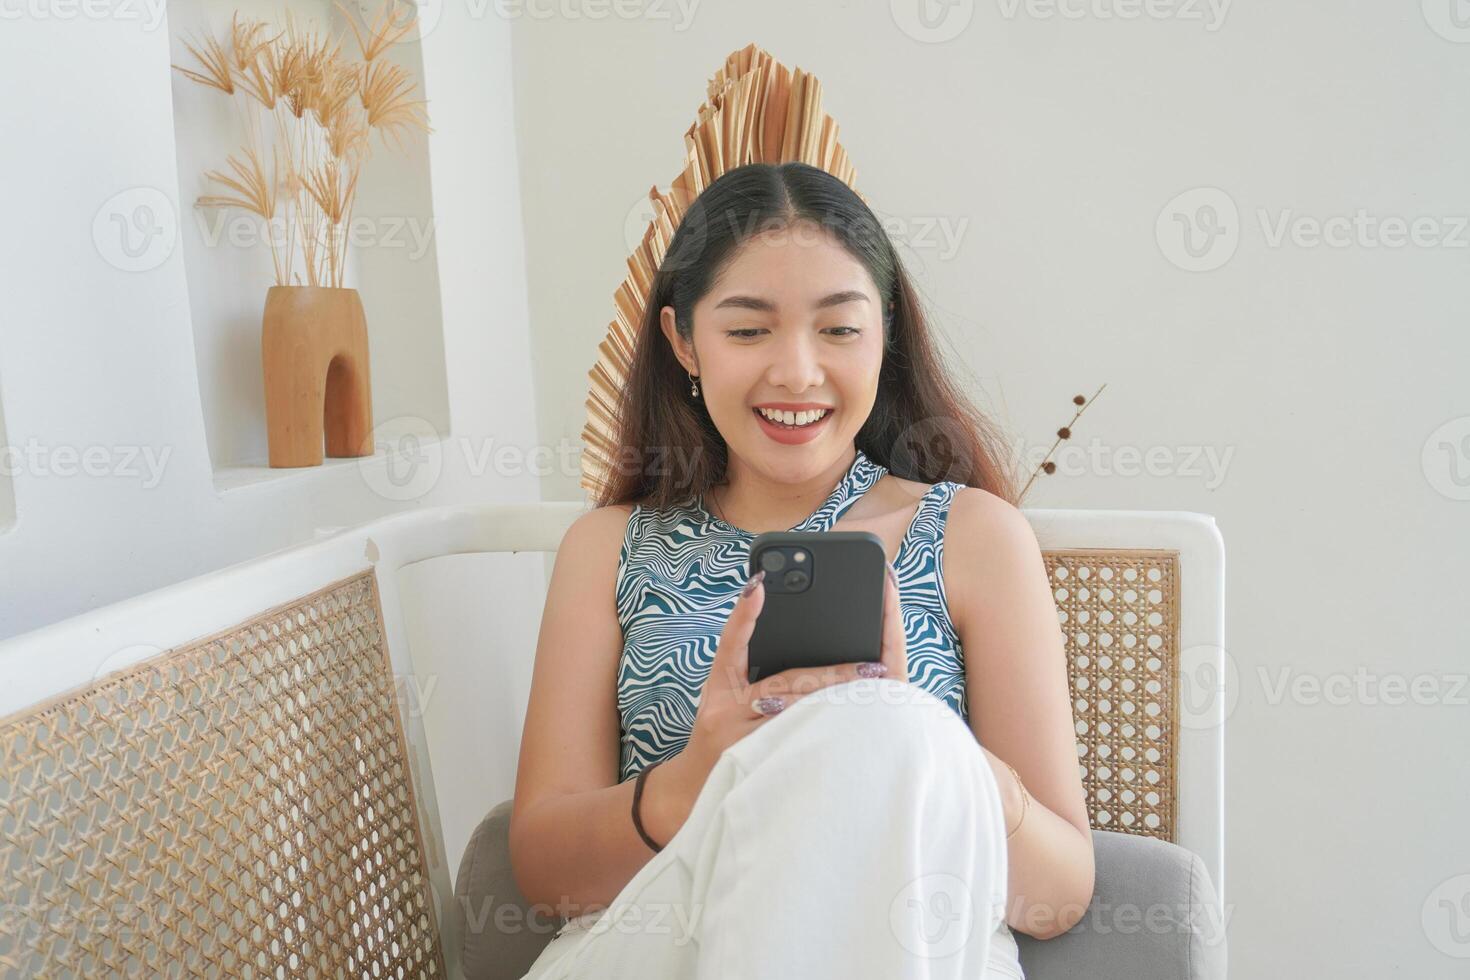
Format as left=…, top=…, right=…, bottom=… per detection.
left=0, top=502, right=1227, bottom=978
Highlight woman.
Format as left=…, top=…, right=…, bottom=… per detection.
left=508, top=162, right=1094, bottom=978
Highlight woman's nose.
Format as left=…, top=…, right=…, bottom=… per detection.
left=766, top=333, right=824, bottom=392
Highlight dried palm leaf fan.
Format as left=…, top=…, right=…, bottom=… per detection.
left=579, top=43, right=866, bottom=498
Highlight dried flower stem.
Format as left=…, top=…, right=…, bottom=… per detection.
left=1018, top=382, right=1108, bottom=501
left=174, top=2, right=431, bottom=289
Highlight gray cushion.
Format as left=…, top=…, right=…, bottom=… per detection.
left=454, top=799, right=1226, bottom=980
left=454, top=799, right=563, bottom=980
left=1015, top=829, right=1227, bottom=980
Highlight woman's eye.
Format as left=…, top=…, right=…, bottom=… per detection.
left=723, top=326, right=859, bottom=339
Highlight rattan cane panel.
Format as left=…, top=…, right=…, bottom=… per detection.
left=1043, top=549, right=1180, bottom=843
left=0, top=570, right=446, bottom=979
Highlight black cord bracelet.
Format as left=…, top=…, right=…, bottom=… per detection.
left=631, top=760, right=666, bottom=853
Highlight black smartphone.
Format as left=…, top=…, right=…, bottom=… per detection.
left=746, top=530, right=886, bottom=684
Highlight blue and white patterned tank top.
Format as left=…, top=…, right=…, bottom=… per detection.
left=613, top=449, right=970, bottom=783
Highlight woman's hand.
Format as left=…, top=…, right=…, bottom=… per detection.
left=646, top=561, right=909, bottom=839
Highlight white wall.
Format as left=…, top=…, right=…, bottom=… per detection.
left=0, top=2, right=543, bottom=637
left=510, top=3, right=1470, bottom=977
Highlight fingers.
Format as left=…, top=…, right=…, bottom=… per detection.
left=748, top=659, right=888, bottom=708
left=710, top=569, right=766, bottom=690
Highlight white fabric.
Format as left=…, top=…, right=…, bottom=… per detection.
left=518, top=677, right=1025, bottom=979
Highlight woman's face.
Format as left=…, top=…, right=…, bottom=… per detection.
left=661, top=220, right=887, bottom=480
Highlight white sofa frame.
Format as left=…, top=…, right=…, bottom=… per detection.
left=0, top=503, right=1226, bottom=977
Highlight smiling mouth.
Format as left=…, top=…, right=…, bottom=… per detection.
left=751, top=407, right=833, bottom=429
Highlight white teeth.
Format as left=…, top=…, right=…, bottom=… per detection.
left=758, top=408, right=829, bottom=427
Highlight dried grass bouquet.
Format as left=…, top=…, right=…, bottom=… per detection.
left=173, top=3, right=431, bottom=288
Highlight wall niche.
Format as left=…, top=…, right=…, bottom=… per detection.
left=167, top=0, right=450, bottom=490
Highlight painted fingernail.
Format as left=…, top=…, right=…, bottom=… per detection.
left=754, top=696, right=785, bottom=715
left=857, top=661, right=887, bottom=678
left=885, top=562, right=898, bottom=587
left=742, top=570, right=766, bottom=597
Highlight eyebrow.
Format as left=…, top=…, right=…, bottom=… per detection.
left=712, top=290, right=870, bottom=313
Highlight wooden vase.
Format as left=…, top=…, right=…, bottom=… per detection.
left=261, top=285, right=374, bottom=468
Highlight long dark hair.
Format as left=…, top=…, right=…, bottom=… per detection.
left=594, top=161, right=1017, bottom=510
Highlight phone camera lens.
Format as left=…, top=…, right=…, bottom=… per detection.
left=783, top=569, right=809, bottom=590
left=760, top=550, right=787, bottom=573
